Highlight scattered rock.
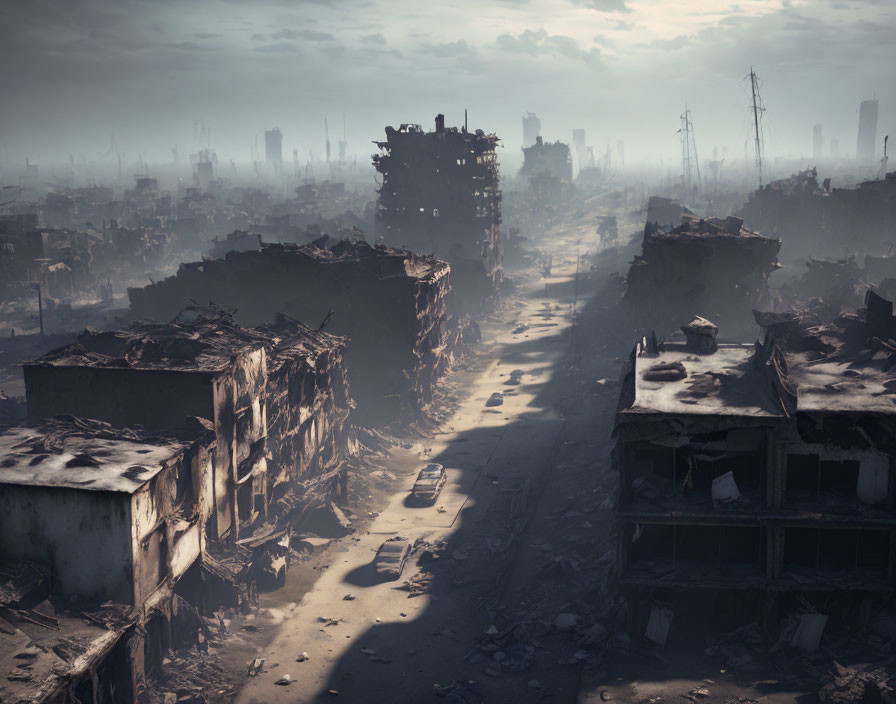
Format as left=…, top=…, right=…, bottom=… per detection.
left=554, top=613, right=578, bottom=630
left=343, top=593, right=356, bottom=601
left=275, top=674, right=292, bottom=686
left=296, top=652, right=309, bottom=662
left=485, top=392, right=504, bottom=407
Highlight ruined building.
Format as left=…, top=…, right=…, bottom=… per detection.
left=23, top=309, right=351, bottom=538
left=373, top=115, right=502, bottom=313
left=522, top=112, right=541, bottom=149
left=519, top=137, right=572, bottom=201
left=739, top=167, right=896, bottom=261
left=0, top=417, right=218, bottom=704
left=614, top=299, right=896, bottom=635
left=126, top=240, right=454, bottom=422
left=624, top=214, right=781, bottom=339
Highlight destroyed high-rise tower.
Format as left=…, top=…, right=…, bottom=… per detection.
left=857, top=98, right=878, bottom=163
left=813, top=124, right=824, bottom=162
left=373, top=115, right=502, bottom=312
left=522, top=112, right=541, bottom=149
left=265, top=127, right=283, bottom=169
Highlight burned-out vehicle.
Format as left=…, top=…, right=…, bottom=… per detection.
left=410, top=463, right=447, bottom=504
left=374, top=537, right=411, bottom=580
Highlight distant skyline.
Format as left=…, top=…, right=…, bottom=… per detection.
left=1, top=0, right=893, bottom=167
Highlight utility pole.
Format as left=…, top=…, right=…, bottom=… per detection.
left=749, top=67, right=765, bottom=188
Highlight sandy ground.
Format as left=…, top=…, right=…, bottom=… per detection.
left=230, top=247, right=584, bottom=703
left=212, top=194, right=832, bottom=704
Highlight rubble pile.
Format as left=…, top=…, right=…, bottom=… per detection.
left=128, top=240, right=457, bottom=423
left=373, top=115, right=502, bottom=313
left=624, top=213, right=781, bottom=337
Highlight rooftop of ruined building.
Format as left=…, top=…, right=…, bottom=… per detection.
left=623, top=341, right=780, bottom=419
left=648, top=214, right=779, bottom=245
left=24, top=308, right=346, bottom=374
left=619, top=297, right=896, bottom=423
left=0, top=416, right=212, bottom=493
left=374, top=122, right=500, bottom=151
left=188, top=239, right=449, bottom=283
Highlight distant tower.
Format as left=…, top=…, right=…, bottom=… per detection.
left=522, top=112, right=541, bottom=148
left=830, top=138, right=840, bottom=159
left=812, top=124, right=824, bottom=161
left=857, top=98, right=879, bottom=163
left=265, top=128, right=283, bottom=171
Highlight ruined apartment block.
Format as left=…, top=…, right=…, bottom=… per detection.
left=127, top=240, right=454, bottom=422
left=519, top=136, right=572, bottom=202
left=614, top=302, right=896, bottom=629
left=23, top=310, right=351, bottom=539
left=0, top=417, right=216, bottom=704
left=373, top=115, right=502, bottom=313
left=625, top=214, right=781, bottom=339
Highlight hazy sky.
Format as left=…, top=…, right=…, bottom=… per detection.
left=1, top=0, right=893, bottom=168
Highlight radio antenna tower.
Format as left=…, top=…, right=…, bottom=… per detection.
left=677, top=103, right=702, bottom=192
left=748, top=67, right=765, bottom=188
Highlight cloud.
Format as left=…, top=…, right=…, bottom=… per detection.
left=360, top=32, right=386, bottom=44
left=496, top=29, right=601, bottom=64
left=253, top=41, right=299, bottom=53
left=570, top=0, right=630, bottom=13
left=270, top=28, right=335, bottom=41
left=421, top=39, right=477, bottom=58
left=191, top=32, right=221, bottom=39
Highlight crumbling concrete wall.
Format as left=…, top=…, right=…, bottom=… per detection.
left=373, top=116, right=502, bottom=314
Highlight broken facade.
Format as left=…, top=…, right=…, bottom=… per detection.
left=625, top=214, right=781, bottom=339
left=373, top=116, right=502, bottom=313
left=23, top=309, right=351, bottom=539
left=0, top=417, right=220, bottom=704
left=614, top=302, right=896, bottom=633
left=127, top=240, right=454, bottom=423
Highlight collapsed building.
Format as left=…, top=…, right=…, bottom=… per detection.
left=127, top=240, right=458, bottom=423
left=614, top=300, right=896, bottom=641
left=23, top=309, right=351, bottom=538
left=373, top=115, right=502, bottom=313
left=739, top=168, right=896, bottom=260
left=0, top=417, right=223, bottom=704
left=519, top=136, right=572, bottom=201
left=625, top=214, right=781, bottom=339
